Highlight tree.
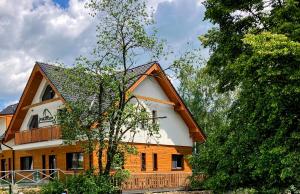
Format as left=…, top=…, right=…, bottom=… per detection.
left=201, top=0, right=300, bottom=92
left=188, top=0, right=300, bottom=192
left=54, top=0, right=164, bottom=177
left=171, top=50, right=234, bottom=190
left=192, top=31, right=300, bottom=192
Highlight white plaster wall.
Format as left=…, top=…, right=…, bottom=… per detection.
left=2, top=138, right=15, bottom=150
left=133, top=76, right=170, bottom=101
left=20, top=101, right=63, bottom=131
left=0, top=117, right=6, bottom=136
left=20, top=78, right=63, bottom=131
left=124, top=77, right=193, bottom=147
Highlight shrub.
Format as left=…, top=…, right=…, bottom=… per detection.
left=41, top=172, right=126, bottom=194
left=40, top=178, right=65, bottom=194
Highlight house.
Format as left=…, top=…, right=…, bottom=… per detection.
left=0, top=104, right=17, bottom=174
left=0, top=62, right=205, bottom=191
left=0, top=103, right=17, bottom=136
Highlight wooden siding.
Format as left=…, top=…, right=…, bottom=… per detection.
left=13, top=145, right=90, bottom=172
left=15, top=126, right=61, bottom=145
left=92, top=143, right=193, bottom=173
left=0, top=144, right=193, bottom=190
left=125, top=144, right=192, bottom=173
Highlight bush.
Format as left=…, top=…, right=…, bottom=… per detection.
left=41, top=172, right=127, bottom=194
left=41, top=178, right=65, bottom=194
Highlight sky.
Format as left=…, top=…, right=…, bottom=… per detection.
left=0, top=0, right=212, bottom=110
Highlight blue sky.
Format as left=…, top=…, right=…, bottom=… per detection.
left=0, top=0, right=212, bottom=110
left=53, top=0, right=69, bottom=8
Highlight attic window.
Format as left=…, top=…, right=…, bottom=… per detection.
left=42, top=85, right=55, bottom=101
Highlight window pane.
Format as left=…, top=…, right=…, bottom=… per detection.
left=29, top=115, right=39, bottom=129
left=21, top=157, right=33, bottom=170
left=172, top=155, right=183, bottom=170
left=66, top=152, right=83, bottom=170
left=42, top=85, right=55, bottom=101
left=152, top=110, right=157, bottom=124
left=153, top=153, right=158, bottom=171
left=141, top=153, right=146, bottom=171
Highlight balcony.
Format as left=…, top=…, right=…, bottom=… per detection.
left=15, top=126, right=61, bottom=145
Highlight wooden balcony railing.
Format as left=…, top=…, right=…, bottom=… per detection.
left=15, top=126, right=61, bottom=145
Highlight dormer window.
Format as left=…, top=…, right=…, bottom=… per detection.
left=42, top=85, right=55, bottom=101
left=29, top=115, right=39, bottom=129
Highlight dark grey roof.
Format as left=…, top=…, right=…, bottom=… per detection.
left=0, top=103, right=18, bottom=115
left=37, top=61, right=156, bottom=103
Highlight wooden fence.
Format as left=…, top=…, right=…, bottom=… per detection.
left=122, top=172, right=192, bottom=190
left=0, top=170, right=193, bottom=191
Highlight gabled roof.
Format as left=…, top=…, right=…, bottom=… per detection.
left=38, top=61, right=156, bottom=103
left=4, top=62, right=206, bottom=142
left=0, top=103, right=18, bottom=115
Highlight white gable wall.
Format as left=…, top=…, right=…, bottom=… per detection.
left=128, top=77, right=193, bottom=147
left=133, top=76, right=170, bottom=101
left=16, top=76, right=193, bottom=147
left=20, top=78, right=63, bottom=131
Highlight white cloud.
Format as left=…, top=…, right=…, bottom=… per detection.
left=147, top=0, right=173, bottom=12
left=0, top=0, right=97, bottom=107
left=0, top=0, right=211, bottom=109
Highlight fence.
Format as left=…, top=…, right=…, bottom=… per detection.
left=122, top=172, right=192, bottom=190
left=0, top=170, right=192, bottom=191
left=0, top=169, right=74, bottom=187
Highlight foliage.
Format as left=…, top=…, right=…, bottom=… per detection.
left=201, top=0, right=300, bottom=92
left=187, top=0, right=300, bottom=192
left=41, top=173, right=122, bottom=194
left=191, top=31, right=300, bottom=192
left=54, top=0, right=164, bottom=178
left=172, top=50, right=234, bottom=191
left=172, top=49, right=233, bottom=134
left=40, top=178, right=65, bottom=194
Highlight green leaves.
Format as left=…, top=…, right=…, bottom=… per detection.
left=191, top=31, right=300, bottom=191
left=189, top=0, right=300, bottom=191
left=54, top=0, right=164, bottom=177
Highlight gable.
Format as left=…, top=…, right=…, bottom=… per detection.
left=129, top=63, right=205, bottom=142
left=128, top=77, right=193, bottom=146
left=4, top=64, right=64, bottom=141
left=5, top=62, right=205, bottom=143
left=19, top=78, right=63, bottom=132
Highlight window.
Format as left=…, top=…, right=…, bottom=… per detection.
left=42, top=85, right=55, bottom=101
left=153, top=153, right=158, bottom=171
left=20, top=156, right=33, bottom=170
left=141, top=153, right=146, bottom=171
left=140, top=108, right=146, bottom=130
left=152, top=110, right=157, bottom=124
left=172, top=154, right=184, bottom=170
left=66, top=153, right=84, bottom=170
left=29, top=115, right=39, bottom=129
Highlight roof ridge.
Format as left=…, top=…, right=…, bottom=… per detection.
left=36, top=61, right=157, bottom=71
